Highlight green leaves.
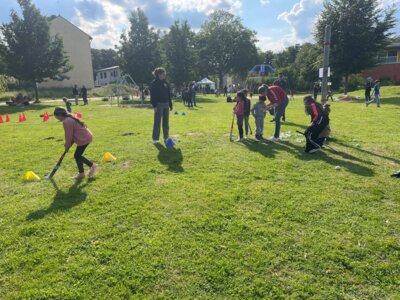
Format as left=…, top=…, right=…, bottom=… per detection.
left=0, top=0, right=72, bottom=100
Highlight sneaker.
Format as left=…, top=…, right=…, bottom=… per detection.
left=152, top=140, right=159, bottom=144
left=72, top=173, right=86, bottom=180
left=309, top=147, right=321, bottom=154
left=268, top=137, right=279, bottom=142
left=390, top=170, right=400, bottom=178
left=89, top=163, right=97, bottom=177
left=235, top=138, right=245, bottom=142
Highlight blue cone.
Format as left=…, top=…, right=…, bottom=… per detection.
left=174, top=111, right=179, bottom=115
left=181, top=112, right=186, bottom=116
left=165, top=138, right=176, bottom=147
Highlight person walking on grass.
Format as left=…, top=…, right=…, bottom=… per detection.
left=364, top=77, right=372, bottom=106
left=81, top=85, right=88, bottom=105
left=62, top=97, right=72, bottom=113
left=150, top=67, right=173, bottom=145
left=233, top=92, right=246, bottom=142
left=54, top=107, right=97, bottom=180
left=251, top=95, right=267, bottom=140
left=242, top=89, right=251, bottom=137
left=259, top=84, right=289, bottom=142
left=72, top=84, right=79, bottom=105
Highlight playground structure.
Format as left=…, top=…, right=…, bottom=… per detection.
left=108, top=74, right=140, bottom=106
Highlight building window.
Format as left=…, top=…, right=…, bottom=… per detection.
left=104, top=72, right=107, bottom=78
left=100, top=73, right=103, bottom=79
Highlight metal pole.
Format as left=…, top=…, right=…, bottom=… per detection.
left=321, top=25, right=331, bottom=103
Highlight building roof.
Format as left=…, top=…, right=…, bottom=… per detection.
left=95, top=66, right=120, bottom=72
left=387, top=43, right=400, bottom=49
left=51, top=15, right=93, bottom=40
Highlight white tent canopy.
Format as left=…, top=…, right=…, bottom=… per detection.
left=196, top=78, right=216, bottom=90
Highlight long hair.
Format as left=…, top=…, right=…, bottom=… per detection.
left=303, top=95, right=323, bottom=116
left=54, top=106, right=85, bottom=127
left=236, top=91, right=246, bottom=102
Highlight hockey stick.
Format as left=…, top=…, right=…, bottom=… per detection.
left=229, top=113, right=235, bottom=142
left=44, top=150, right=68, bottom=180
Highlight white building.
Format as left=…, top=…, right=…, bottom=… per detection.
left=94, top=66, right=121, bottom=87
left=40, top=16, right=94, bottom=89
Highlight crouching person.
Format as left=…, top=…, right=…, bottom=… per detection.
left=303, top=96, right=330, bottom=153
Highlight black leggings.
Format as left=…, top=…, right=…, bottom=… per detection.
left=74, top=144, right=93, bottom=173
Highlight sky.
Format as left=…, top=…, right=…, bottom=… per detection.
left=1, top=0, right=399, bottom=52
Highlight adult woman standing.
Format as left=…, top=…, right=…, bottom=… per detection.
left=150, top=67, right=173, bottom=144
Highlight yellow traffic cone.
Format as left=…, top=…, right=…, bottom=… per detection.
left=23, top=171, right=41, bottom=182
left=102, top=152, right=116, bottom=162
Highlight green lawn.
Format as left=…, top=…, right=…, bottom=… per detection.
left=0, top=87, right=399, bottom=299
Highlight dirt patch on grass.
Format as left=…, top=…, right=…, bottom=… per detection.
left=187, top=132, right=205, bottom=136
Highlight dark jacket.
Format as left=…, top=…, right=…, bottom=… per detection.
left=244, top=98, right=251, bottom=116
left=150, top=78, right=172, bottom=109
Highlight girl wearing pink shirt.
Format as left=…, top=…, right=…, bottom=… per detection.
left=54, top=107, right=97, bottom=179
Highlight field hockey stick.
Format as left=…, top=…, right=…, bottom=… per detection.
left=296, top=130, right=339, bottom=153
left=45, top=150, right=68, bottom=179
left=229, top=113, right=235, bottom=142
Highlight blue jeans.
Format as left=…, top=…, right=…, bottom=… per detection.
left=274, top=97, right=289, bottom=138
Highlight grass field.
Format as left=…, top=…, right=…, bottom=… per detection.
left=0, top=87, right=399, bottom=299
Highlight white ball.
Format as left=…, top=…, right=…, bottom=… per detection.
left=355, top=144, right=361, bottom=148
left=335, top=166, right=341, bottom=170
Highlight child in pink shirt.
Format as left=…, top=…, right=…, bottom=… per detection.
left=54, top=107, right=97, bottom=179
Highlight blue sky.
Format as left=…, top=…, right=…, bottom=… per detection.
left=1, top=0, right=399, bottom=52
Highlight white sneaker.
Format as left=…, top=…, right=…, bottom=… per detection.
left=309, top=147, right=321, bottom=153
left=235, top=138, right=245, bottom=142
left=152, top=140, right=159, bottom=144
left=268, top=137, right=279, bottom=142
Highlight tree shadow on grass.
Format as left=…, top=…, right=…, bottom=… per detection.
left=26, top=179, right=88, bottom=221
left=378, top=97, right=400, bottom=107
left=154, top=144, right=184, bottom=172
left=332, top=139, right=400, bottom=165
left=243, top=139, right=375, bottom=177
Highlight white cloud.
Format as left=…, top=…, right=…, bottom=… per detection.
left=259, top=0, right=270, bottom=5
left=159, top=0, right=242, bottom=14
left=277, top=0, right=323, bottom=45
left=256, top=33, right=292, bottom=52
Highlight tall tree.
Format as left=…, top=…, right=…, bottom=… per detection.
left=162, top=21, right=197, bottom=89
left=197, top=10, right=258, bottom=87
left=91, top=48, right=118, bottom=71
left=0, top=0, right=71, bottom=101
left=315, top=0, right=396, bottom=93
left=117, top=8, right=160, bottom=85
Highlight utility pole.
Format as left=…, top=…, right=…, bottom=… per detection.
left=321, top=25, right=331, bottom=103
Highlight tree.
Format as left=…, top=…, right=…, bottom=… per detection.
left=117, top=8, right=160, bottom=85
left=315, top=0, right=396, bottom=94
left=197, top=10, right=258, bottom=87
left=91, top=48, right=118, bottom=71
left=0, top=0, right=71, bottom=101
left=161, top=21, right=197, bottom=89
left=293, top=43, right=321, bottom=91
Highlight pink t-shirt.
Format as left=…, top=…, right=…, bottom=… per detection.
left=63, top=117, right=93, bottom=149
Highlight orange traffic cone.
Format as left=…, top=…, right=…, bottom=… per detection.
left=22, top=113, right=26, bottom=122
left=5, top=114, right=10, bottom=122
left=19, top=114, right=23, bottom=122
left=75, top=112, right=82, bottom=119
left=43, top=112, right=49, bottom=122
left=0, top=115, right=3, bottom=123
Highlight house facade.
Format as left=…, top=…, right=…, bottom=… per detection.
left=362, top=43, right=400, bottom=82
left=94, top=66, right=121, bottom=87
left=40, top=16, right=94, bottom=89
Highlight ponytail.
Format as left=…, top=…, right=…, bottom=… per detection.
left=54, top=106, right=86, bottom=127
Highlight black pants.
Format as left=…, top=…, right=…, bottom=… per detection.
left=305, top=117, right=329, bottom=152
left=365, top=90, right=371, bottom=103
left=74, top=144, right=93, bottom=173
left=237, top=115, right=244, bottom=139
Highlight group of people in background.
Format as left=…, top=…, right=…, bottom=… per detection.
left=181, top=82, right=197, bottom=108
left=364, top=77, right=381, bottom=107
left=72, top=84, right=88, bottom=106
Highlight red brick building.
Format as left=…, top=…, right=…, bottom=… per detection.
left=361, top=43, right=400, bottom=82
